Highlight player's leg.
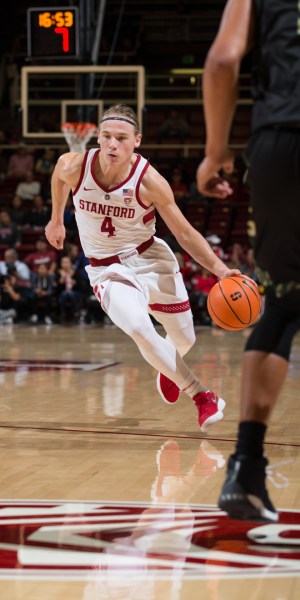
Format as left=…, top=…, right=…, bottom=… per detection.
left=99, top=278, right=224, bottom=431
left=159, top=311, right=196, bottom=358
left=154, top=309, right=224, bottom=416
left=219, top=128, right=300, bottom=521
left=152, top=308, right=196, bottom=404
left=148, top=258, right=196, bottom=404
left=219, top=292, right=300, bottom=521
left=240, top=353, right=288, bottom=423
left=147, top=255, right=225, bottom=422
left=239, top=289, right=300, bottom=421
left=101, top=278, right=193, bottom=386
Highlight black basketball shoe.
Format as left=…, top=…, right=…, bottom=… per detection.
left=218, top=454, right=278, bottom=522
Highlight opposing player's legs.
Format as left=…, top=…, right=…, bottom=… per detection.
left=219, top=292, right=300, bottom=521
left=100, top=279, right=224, bottom=431
left=219, top=131, right=300, bottom=521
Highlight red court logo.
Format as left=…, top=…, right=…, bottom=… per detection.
left=0, top=500, right=299, bottom=580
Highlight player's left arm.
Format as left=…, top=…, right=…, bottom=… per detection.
left=45, top=152, right=83, bottom=250
left=140, top=167, right=241, bottom=280
left=197, top=0, right=254, bottom=198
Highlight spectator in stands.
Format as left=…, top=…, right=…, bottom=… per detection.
left=157, top=109, right=190, bottom=143
left=0, top=303, right=16, bottom=325
left=7, top=144, right=34, bottom=178
left=189, top=266, right=218, bottom=325
left=0, top=210, right=21, bottom=248
left=35, top=148, right=56, bottom=199
left=176, top=252, right=195, bottom=292
left=84, top=293, right=105, bottom=325
left=34, top=148, right=56, bottom=178
left=64, top=241, right=90, bottom=292
left=0, top=248, right=31, bottom=281
left=240, top=247, right=259, bottom=282
left=64, top=241, right=80, bottom=265
left=56, top=255, right=82, bottom=323
left=63, top=196, right=76, bottom=233
left=228, top=242, right=246, bottom=270
left=9, top=194, right=26, bottom=228
left=29, top=263, right=55, bottom=325
left=15, top=171, right=41, bottom=201
left=62, top=242, right=90, bottom=322
left=0, top=269, right=32, bottom=322
left=24, top=237, right=57, bottom=274
left=205, top=234, right=225, bottom=260
left=26, top=195, right=50, bottom=229
left=191, top=265, right=218, bottom=295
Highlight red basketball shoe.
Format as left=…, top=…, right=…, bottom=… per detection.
left=193, top=391, right=225, bottom=432
left=157, top=372, right=180, bottom=404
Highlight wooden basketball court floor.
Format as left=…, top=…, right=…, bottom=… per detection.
left=0, top=322, right=299, bottom=599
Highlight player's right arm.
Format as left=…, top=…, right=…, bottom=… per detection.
left=45, top=152, right=83, bottom=250
left=196, top=0, right=254, bottom=198
left=140, top=166, right=242, bottom=280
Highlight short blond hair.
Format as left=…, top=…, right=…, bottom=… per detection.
left=99, top=104, right=140, bottom=135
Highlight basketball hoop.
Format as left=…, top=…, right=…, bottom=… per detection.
left=61, top=122, right=98, bottom=153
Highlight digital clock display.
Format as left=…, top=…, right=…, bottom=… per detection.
left=27, top=7, right=79, bottom=58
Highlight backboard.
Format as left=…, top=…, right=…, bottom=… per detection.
left=21, top=65, right=145, bottom=139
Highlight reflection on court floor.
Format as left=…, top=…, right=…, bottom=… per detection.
left=0, top=324, right=299, bottom=598
left=0, top=444, right=299, bottom=584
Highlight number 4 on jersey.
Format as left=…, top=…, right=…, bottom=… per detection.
left=101, top=217, right=116, bottom=237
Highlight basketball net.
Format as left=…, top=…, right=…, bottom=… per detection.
left=61, top=122, right=98, bottom=153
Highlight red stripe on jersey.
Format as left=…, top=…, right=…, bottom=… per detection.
left=136, top=160, right=151, bottom=209
left=72, top=150, right=89, bottom=195
left=93, top=285, right=101, bottom=303
left=143, top=209, right=155, bottom=224
left=148, top=300, right=191, bottom=313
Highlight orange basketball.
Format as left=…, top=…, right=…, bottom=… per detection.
left=207, top=276, right=262, bottom=330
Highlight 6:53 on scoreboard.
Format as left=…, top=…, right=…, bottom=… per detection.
left=27, top=7, right=80, bottom=59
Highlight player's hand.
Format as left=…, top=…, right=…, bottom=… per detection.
left=218, top=269, right=258, bottom=288
left=231, top=273, right=259, bottom=287
left=45, top=220, right=66, bottom=250
left=196, top=152, right=234, bottom=199
left=217, top=266, right=242, bottom=280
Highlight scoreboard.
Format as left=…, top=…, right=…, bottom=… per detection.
left=27, top=7, right=80, bottom=59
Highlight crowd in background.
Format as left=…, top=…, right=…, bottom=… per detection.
left=0, top=138, right=257, bottom=327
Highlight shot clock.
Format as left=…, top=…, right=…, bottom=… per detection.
left=27, top=7, right=80, bottom=59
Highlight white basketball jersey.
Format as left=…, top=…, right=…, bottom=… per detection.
left=72, top=149, right=156, bottom=259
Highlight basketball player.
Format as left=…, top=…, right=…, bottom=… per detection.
left=197, top=0, right=300, bottom=520
left=45, top=104, right=243, bottom=432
